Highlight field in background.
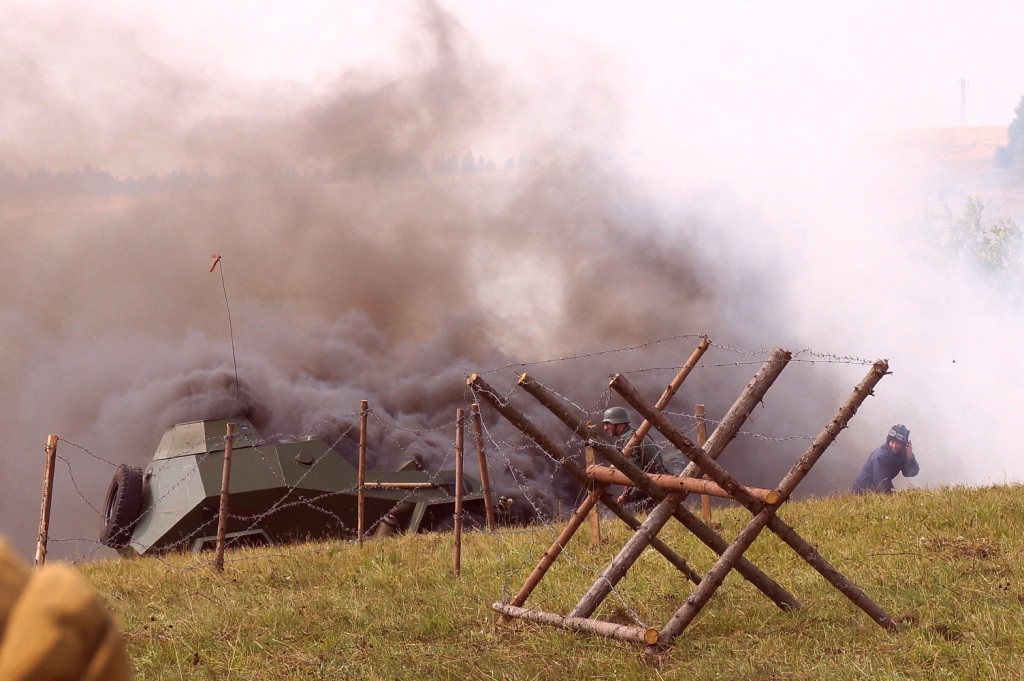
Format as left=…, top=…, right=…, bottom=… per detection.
left=82, top=484, right=1024, bottom=680
left=869, top=126, right=1008, bottom=163
left=863, top=126, right=1023, bottom=221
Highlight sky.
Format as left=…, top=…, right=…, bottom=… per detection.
left=2, top=0, right=1024, bottom=560
left=112, top=1, right=1023, bottom=136
left=7, top=0, right=1023, bottom=177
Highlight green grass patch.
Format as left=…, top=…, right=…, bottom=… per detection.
left=81, top=485, right=1024, bottom=680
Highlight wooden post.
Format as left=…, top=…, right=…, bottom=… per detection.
left=646, top=360, right=895, bottom=651
left=469, top=403, right=496, bottom=531
left=696, top=404, right=711, bottom=522
left=570, top=491, right=686, bottom=618
left=587, top=466, right=779, bottom=503
left=585, top=446, right=601, bottom=548
left=617, top=337, right=710, bottom=463
left=518, top=360, right=801, bottom=610
left=493, top=603, right=659, bottom=645
left=213, top=422, right=235, bottom=573
left=358, top=400, right=368, bottom=546
left=700, top=348, right=790, bottom=461
left=454, top=408, right=465, bottom=577
left=468, top=374, right=703, bottom=586
left=35, top=434, right=59, bottom=569
left=613, top=373, right=777, bottom=510
left=758, top=360, right=898, bottom=632
left=504, top=486, right=605, bottom=616
left=478, top=351, right=894, bottom=652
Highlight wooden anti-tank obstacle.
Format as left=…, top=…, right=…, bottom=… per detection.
left=469, top=339, right=896, bottom=654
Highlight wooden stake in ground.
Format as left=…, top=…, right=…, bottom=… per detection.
left=213, top=422, right=235, bottom=573
left=516, top=368, right=797, bottom=607
left=481, top=349, right=894, bottom=653
left=470, top=404, right=496, bottom=531
left=454, top=408, right=465, bottom=577
left=34, top=434, right=59, bottom=569
left=616, top=337, right=710, bottom=467
left=358, top=400, right=368, bottom=546
left=610, top=361, right=898, bottom=651
left=468, top=373, right=703, bottom=586
left=570, top=490, right=688, bottom=619
left=502, top=485, right=607, bottom=617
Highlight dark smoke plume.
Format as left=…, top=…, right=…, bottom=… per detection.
left=1, top=2, right=900, bottom=560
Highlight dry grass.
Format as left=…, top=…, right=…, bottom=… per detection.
left=81, top=484, right=1024, bottom=680
left=865, top=126, right=1009, bottom=163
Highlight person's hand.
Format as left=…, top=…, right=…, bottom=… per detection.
left=905, top=440, right=914, bottom=459
left=616, top=492, right=628, bottom=505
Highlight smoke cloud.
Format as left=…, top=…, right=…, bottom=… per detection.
left=2, top=2, right=1019, bottom=561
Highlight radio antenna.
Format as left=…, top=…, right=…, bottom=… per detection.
left=209, top=254, right=240, bottom=398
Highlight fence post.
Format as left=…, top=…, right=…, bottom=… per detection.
left=35, top=434, right=59, bottom=569
left=358, top=400, right=368, bottom=547
left=469, top=403, right=496, bottom=531
left=454, top=409, right=465, bottom=576
left=213, top=422, right=235, bottom=573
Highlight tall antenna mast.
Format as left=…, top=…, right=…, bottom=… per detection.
left=209, top=254, right=241, bottom=398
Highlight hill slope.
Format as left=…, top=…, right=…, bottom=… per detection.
left=81, top=485, right=1024, bottom=680
left=863, top=125, right=1023, bottom=222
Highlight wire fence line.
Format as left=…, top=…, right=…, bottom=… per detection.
left=33, top=336, right=881, bottom=624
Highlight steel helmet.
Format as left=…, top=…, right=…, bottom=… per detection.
left=887, top=424, right=910, bottom=443
left=602, top=407, right=630, bottom=425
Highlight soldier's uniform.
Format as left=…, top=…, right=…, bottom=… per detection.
left=614, top=426, right=668, bottom=507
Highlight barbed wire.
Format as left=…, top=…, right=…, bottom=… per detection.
left=32, top=336, right=886, bottom=633
left=53, top=454, right=104, bottom=516
left=56, top=437, right=123, bottom=468
left=474, top=334, right=709, bottom=375
left=470, top=335, right=880, bottom=378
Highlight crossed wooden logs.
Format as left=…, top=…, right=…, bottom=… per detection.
left=470, top=338, right=896, bottom=654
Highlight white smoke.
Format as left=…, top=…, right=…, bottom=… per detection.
left=2, top=1, right=1021, bottom=563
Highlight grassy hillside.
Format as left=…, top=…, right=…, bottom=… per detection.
left=80, top=485, right=1024, bottom=680
left=863, top=126, right=1024, bottom=222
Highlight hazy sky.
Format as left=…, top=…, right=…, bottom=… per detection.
left=109, top=0, right=1024, bottom=137
left=8, top=0, right=1022, bottom=180
left=3, top=0, right=1024, bottom=560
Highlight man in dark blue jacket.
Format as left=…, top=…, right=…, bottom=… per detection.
left=852, top=424, right=920, bottom=494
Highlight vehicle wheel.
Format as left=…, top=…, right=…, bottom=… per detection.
left=99, top=465, right=144, bottom=548
left=429, top=509, right=486, bottom=533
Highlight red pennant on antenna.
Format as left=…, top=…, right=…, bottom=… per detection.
left=209, top=254, right=221, bottom=272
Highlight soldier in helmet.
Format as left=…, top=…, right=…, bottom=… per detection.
left=601, top=407, right=667, bottom=506
left=851, top=424, right=920, bottom=494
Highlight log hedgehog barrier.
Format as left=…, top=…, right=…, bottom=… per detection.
left=469, top=339, right=896, bottom=655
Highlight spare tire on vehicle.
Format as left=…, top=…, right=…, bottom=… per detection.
left=99, top=465, right=144, bottom=549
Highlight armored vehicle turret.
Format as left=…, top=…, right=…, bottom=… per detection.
left=99, top=416, right=494, bottom=555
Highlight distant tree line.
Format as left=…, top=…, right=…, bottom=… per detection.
left=431, top=151, right=534, bottom=176
left=994, top=95, right=1024, bottom=170
left=0, top=164, right=207, bottom=199
left=0, top=150, right=536, bottom=199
